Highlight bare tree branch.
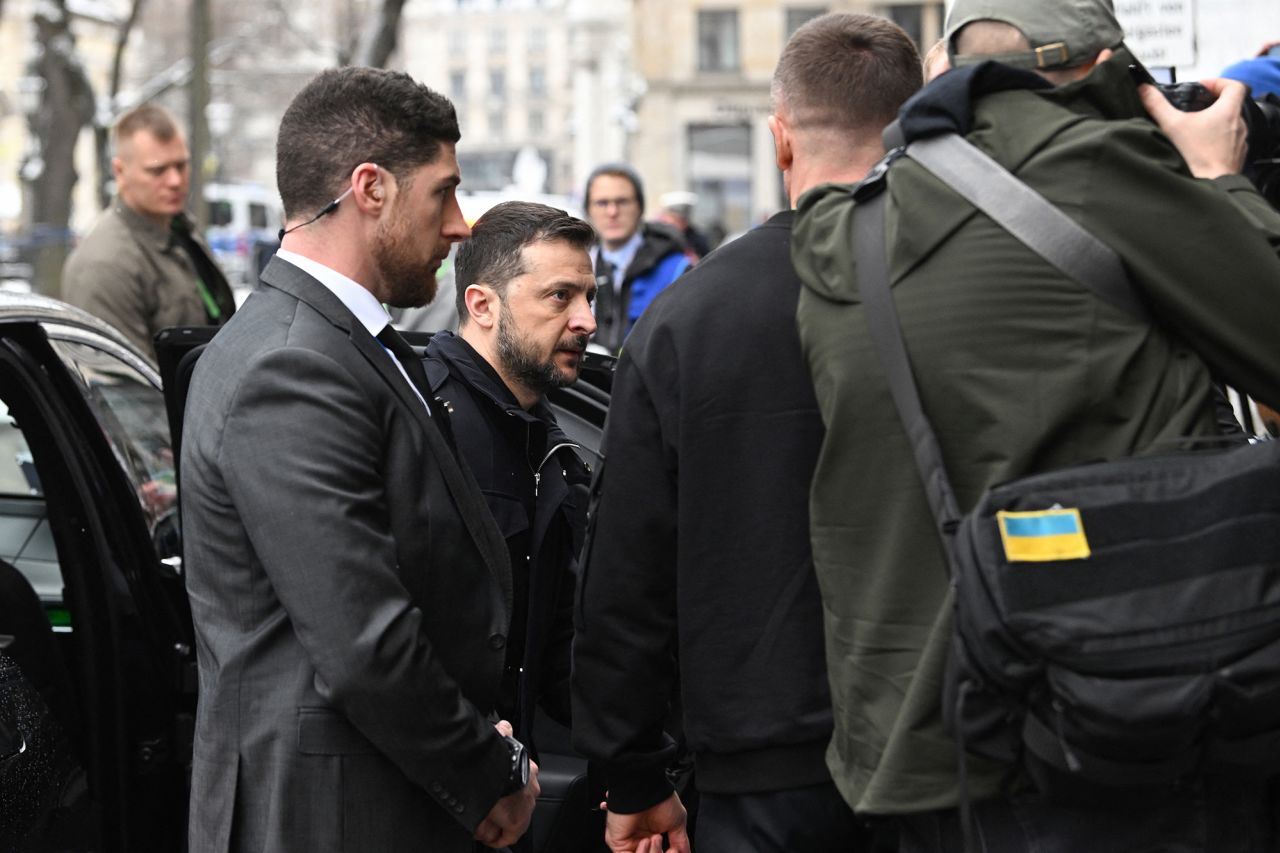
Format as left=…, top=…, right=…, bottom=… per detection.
left=96, top=0, right=148, bottom=208
left=352, top=0, right=409, bottom=68
left=110, top=0, right=146, bottom=99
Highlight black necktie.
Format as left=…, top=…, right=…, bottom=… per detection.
left=376, top=325, right=458, bottom=453
left=593, top=254, right=619, bottom=352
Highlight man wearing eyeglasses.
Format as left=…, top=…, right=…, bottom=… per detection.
left=63, top=104, right=235, bottom=358
left=583, top=163, right=692, bottom=353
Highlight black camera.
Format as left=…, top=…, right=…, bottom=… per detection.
left=1154, top=79, right=1280, bottom=207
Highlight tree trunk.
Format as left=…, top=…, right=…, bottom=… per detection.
left=96, top=0, right=148, bottom=209
left=22, top=0, right=96, bottom=298
left=189, top=0, right=211, bottom=230
left=352, top=0, right=409, bottom=68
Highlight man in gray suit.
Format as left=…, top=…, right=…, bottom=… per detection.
left=181, top=67, right=538, bottom=852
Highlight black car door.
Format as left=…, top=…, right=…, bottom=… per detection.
left=0, top=316, right=194, bottom=852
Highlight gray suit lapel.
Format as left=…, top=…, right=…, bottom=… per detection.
left=258, top=258, right=514, bottom=616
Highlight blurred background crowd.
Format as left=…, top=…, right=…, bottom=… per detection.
left=0, top=0, right=1275, bottom=305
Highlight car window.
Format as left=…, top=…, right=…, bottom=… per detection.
left=0, top=400, right=38, bottom=496
left=48, top=339, right=178, bottom=560
left=0, top=390, right=57, bottom=610
left=207, top=200, right=233, bottom=228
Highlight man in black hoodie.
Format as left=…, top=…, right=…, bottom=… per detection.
left=423, top=201, right=596, bottom=760
left=571, top=14, right=922, bottom=853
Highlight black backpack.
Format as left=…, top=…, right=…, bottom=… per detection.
left=853, top=132, right=1280, bottom=807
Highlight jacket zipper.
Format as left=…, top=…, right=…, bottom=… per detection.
left=532, top=441, right=579, bottom=499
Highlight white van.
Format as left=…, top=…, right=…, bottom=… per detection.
left=203, top=183, right=282, bottom=296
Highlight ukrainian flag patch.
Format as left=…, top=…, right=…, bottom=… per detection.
left=997, top=508, right=1091, bottom=563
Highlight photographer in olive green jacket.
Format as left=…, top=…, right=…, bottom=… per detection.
left=794, top=0, right=1280, bottom=847
left=63, top=104, right=234, bottom=359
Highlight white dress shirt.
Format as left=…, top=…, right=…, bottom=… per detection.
left=593, top=230, right=644, bottom=293
left=275, top=249, right=429, bottom=413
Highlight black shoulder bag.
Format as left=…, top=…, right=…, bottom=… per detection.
left=854, top=133, right=1280, bottom=813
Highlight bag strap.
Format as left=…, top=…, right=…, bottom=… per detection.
left=855, top=188, right=963, bottom=564
left=904, top=133, right=1150, bottom=323
left=857, top=131, right=1156, bottom=552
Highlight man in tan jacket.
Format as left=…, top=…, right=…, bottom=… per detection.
left=63, top=104, right=235, bottom=358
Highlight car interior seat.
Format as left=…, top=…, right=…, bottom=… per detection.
left=0, top=558, right=94, bottom=850
left=0, top=558, right=75, bottom=736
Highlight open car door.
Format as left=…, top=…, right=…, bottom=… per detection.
left=0, top=302, right=196, bottom=852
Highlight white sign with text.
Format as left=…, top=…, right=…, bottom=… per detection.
left=1114, top=0, right=1197, bottom=69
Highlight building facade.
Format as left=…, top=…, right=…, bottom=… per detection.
left=399, top=0, right=616, bottom=200
left=628, top=0, right=943, bottom=235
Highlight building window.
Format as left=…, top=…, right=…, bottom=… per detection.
left=449, top=70, right=467, bottom=101
left=888, top=4, right=922, bottom=48
left=687, top=123, right=752, bottom=234
left=785, top=7, right=825, bottom=39
left=697, top=10, right=740, bottom=73
left=490, top=69, right=506, bottom=98
left=529, top=67, right=546, bottom=98
left=529, top=27, right=547, bottom=53
left=489, top=109, right=505, bottom=138
left=490, top=27, right=506, bottom=54
left=529, top=109, right=545, bottom=135
left=450, top=29, right=467, bottom=53
left=883, top=2, right=944, bottom=51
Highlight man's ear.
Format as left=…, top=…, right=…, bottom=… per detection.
left=350, top=163, right=385, bottom=214
left=111, top=156, right=125, bottom=183
left=768, top=114, right=793, bottom=173
left=463, top=283, right=498, bottom=330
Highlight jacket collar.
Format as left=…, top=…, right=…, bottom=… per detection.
left=894, top=62, right=1050, bottom=145
left=114, top=196, right=180, bottom=252
left=426, top=331, right=569, bottom=441
left=259, top=255, right=356, bottom=333
left=598, top=230, right=644, bottom=277
left=274, top=248, right=390, bottom=339
left=621, top=222, right=686, bottom=282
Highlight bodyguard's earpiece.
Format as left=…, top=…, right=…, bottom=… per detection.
left=277, top=163, right=382, bottom=240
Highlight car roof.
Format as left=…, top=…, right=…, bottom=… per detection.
left=0, top=291, right=153, bottom=365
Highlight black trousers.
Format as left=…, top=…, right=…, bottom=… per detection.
left=694, top=781, right=870, bottom=853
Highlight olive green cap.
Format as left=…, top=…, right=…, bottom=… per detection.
left=945, top=0, right=1125, bottom=71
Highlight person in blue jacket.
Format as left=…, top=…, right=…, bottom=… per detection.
left=583, top=163, right=692, bottom=352
left=1222, top=42, right=1280, bottom=97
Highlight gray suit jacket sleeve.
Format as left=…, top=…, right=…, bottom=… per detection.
left=217, top=345, right=511, bottom=829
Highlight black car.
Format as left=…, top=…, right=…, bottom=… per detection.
left=0, top=295, right=609, bottom=851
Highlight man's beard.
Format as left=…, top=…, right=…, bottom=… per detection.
left=496, top=303, right=587, bottom=398
left=373, top=213, right=438, bottom=309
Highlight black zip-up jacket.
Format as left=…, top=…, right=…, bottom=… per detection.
left=424, top=332, right=590, bottom=747
left=571, top=211, right=836, bottom=813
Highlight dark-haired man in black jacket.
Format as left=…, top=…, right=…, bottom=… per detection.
left=570, top=13, right=923, bottom=853
left=424, top=200, right=596, bottom=758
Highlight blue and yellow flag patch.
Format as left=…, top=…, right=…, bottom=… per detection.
left=996, top=508, right=1091, bottom=563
